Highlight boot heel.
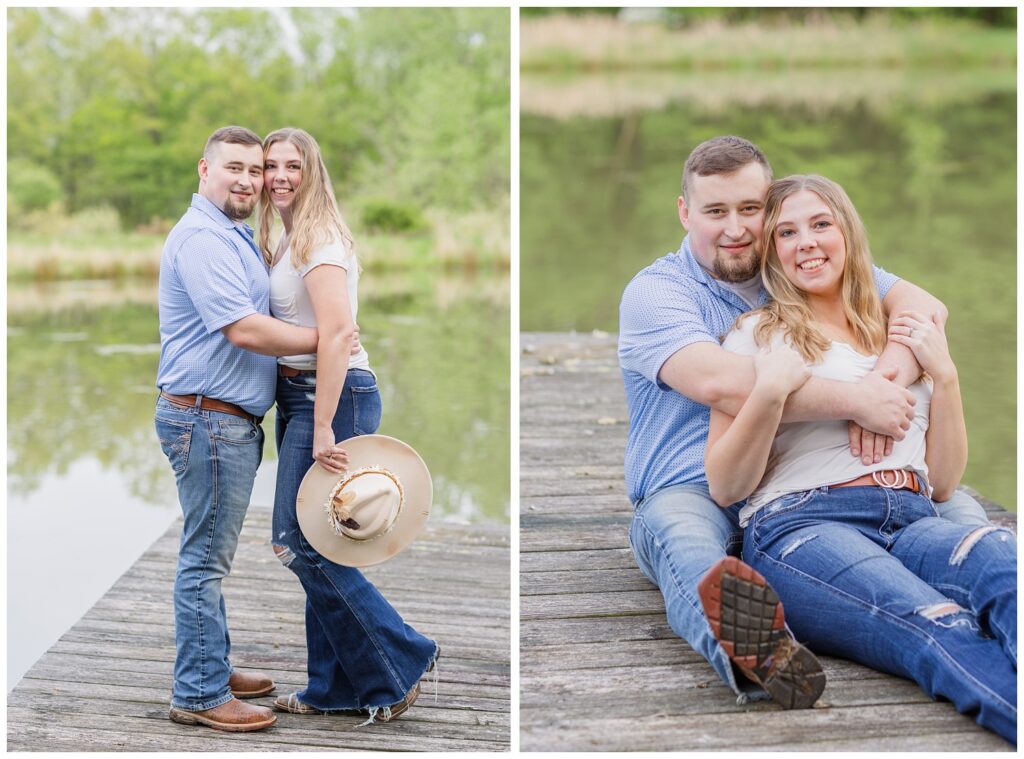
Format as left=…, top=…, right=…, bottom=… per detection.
left=169, top=708, right=200, bottom=725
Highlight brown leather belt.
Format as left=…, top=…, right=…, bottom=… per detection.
left=160, top=391, right=261, bottom=425
left=834, top=469, right=922, bottom=494
left=279, top=365, right=317, bottom=377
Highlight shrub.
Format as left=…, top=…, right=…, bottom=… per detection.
left=8, top=160, right=63, bottom=212
left=360, top=199, right=428, bottom=234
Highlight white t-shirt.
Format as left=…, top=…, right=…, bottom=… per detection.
left=269, top=238, right=370, bottom=372
left=721, top=314, right=932, bottom=527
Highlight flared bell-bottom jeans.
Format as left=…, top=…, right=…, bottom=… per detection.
left=272, top=368, right=438, bottom=713
left=744, top=485, right=1017, bottom=743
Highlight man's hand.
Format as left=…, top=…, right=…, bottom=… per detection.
left=847, top=422, right=894, bottom=466
left=848, top=367, right=915, bottom=464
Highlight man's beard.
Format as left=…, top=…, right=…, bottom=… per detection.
left=712, top=247, right=760, bottom=283
left=223, top=195, right=256, bottom=222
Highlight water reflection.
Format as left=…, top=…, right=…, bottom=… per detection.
left=8, top=271, right=511, bottom=523
left=521, top=69, right=1015, bottom=511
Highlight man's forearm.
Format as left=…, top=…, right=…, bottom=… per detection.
left=778, top=375, right=856, bottom=423
left=706, top=356, right=856, bottom=423
left=222, top=314, right=318, bottom=357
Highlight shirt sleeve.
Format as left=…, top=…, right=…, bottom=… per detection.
left=872, top=264, right=900, bottom=300
left=298, top=240, right=352, bottom=277
left=173, top=229, right=257, bottom=334
left=618, top=269, right=719, bottom=386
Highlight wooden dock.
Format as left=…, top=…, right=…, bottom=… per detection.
left=520, top=331, right=1015, bottom=751
left=8, top=508, right=509, bottom=752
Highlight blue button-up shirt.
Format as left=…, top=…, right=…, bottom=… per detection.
left=618, top=237, right=899, bottom=505
left=156, top=194, right=277, bottom=416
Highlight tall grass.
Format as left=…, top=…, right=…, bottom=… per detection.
left=521, top=13, right=1016, bottom=71
left=7, top=207, right=509, bottom=282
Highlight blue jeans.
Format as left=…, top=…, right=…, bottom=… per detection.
left=744, top=485, right=1016, bottom=743
left=272, top=368, right=438, bottom=712
left=629, top=483, right=994, bottom=702
left=155, top=396, right=264, bottom=711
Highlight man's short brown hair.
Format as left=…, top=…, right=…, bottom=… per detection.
left=203, top=126, right=262, bottom=161
left=681, top=136, right=772, bottom=200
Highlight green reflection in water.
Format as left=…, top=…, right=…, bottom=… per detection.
left=8, top=271, right=510, bottom=523
left=522, top=70, right=1015, bottom=511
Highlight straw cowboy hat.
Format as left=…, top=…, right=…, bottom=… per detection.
left=296, top=435, right=432, bottom=567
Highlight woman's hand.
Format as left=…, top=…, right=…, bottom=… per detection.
left=753, top=342, right=811, bottom=401
left=313, top=426, right=349, bottom=474
left=888, top=310, right=956, bottom=383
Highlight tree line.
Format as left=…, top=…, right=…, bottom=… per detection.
left=8, top=7, right=510, bottom=229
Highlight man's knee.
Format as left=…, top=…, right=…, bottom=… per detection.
left=936, top=490, right=990, bottom=527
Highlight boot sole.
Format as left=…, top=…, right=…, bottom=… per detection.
left=169, top=707, right=277, bottom=732
left=698, top=556, right=826, bottom=709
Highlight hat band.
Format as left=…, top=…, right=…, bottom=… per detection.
left=323, top=466, right=405, bottom=542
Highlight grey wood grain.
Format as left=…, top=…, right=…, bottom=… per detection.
left=519, top=331, right=1015, bottom=751
left=8, top=509, right=510, bottom=751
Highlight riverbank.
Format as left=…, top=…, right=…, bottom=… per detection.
left=8, top=207, right=510, bottom=282
left=521, top=13, right=1016, bottom=72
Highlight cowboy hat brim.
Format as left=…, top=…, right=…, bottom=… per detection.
left=296, top=434, right=431, bottom=567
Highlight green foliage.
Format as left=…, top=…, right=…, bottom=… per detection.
left=360, top=199, right=428, bottom=234
left=8, top=159, right=63, bottom=212
left=7, top=8, right=510, bottom=229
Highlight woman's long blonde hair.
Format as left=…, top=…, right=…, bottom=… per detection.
left=741, top=174, right=887, bottom=363
left=257, top=127, right=356, bottom=268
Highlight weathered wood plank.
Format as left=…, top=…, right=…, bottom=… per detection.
left=8, top=508, right=510, bottom=751
left=519, top=331, right=1015, bottom=751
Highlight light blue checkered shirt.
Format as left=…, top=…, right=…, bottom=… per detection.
left=618, top=237, right=899, bottom=505
left=156, top=194, right=277, bottom=416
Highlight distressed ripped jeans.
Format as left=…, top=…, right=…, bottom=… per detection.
left=272, top=369, right=438, bottom=715
left=744, top=485, right=1017, bottom=743
left=629, top=483, right=997, bottom=704
left=155, top=396, right=264, bottom=711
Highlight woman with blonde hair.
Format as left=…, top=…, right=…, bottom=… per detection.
left=259, top=127, right=438, bottom=721
left=704, top=175, right=1016, bottom=742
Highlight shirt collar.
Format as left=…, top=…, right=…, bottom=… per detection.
left=190, top=193, right=254, bottom=235
left=676, top=236, right=769, bottom=308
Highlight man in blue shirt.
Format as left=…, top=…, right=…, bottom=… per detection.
left=155, top=126, right=322, bottom=732
left=619, top=136, right=990, bottom=708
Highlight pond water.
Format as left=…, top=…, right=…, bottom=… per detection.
left=7, top=271, right=509, bottom=688
left=521, top=67, right=1016, bottom=514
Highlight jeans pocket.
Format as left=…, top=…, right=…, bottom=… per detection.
left=283, top=374, right=317, bottom=390
left=214, top=417, right=261, bottom=445
left=352, top=384, right=382, bottom=435
left=752, top=489, right=818, bottom=533
left=156, top=417, right=194, bottom=474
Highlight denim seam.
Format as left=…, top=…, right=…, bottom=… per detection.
left=198, top=416, right=220, bottom=702
left=751, top=545, right=1017, bottom=714
left=634, top=512, right=744, bottom=696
